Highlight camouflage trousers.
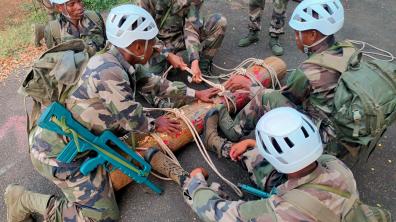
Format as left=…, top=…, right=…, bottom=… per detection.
left=139, top=14, right=226, bottom=108
left=215, top=88, right=343, bottom=157
left=249, top=0, right=289, bottom=37
left=30, top=155, right=120, bottom=221
left=144, top=13, right=227, bottom=74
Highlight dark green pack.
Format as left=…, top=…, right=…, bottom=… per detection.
left=18, top=39, right=90, bottom=132
left=304, top=41, right=396, bottom=159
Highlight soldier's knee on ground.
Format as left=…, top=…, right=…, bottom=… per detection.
left=218, top=105, right=244, bottom=142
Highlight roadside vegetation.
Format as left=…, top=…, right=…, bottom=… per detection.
left=0, top=0, right=134, bottom=82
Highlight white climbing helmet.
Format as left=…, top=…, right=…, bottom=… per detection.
left=106, top=4, right=158, bottom=48
left=255, top=107, right=323, bottom=174
left=50, top=0, right=70, bottom=4
left=289, top=0, right=344, bottom=35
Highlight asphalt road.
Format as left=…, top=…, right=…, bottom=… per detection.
left=0, top=0, right=395, bottom=221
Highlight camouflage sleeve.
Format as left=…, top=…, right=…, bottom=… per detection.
left=184, top=0, right=204, bottom=62
left=183, top=173, right=276, bottom=222
left=153, top=38, right=172, bottom=57
left=281, top=68, right=310, bottom=105
left=136, top=74, right=196, bottom=99
left=83, top=11, right=106, bottom=53
left=139, top=0, right=156, bottom=17
left=93, top=66, right=155, bottom=133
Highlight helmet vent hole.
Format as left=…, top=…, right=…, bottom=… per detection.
left=258, top=131, right=270, bottom=154
left=276, top=157, right=288, bottom=164
left=301, top=127, right=309, bottom=138
left=118, top=16, right=127, bottom=28
left=333, top=2, right=340, bottom=9
left=111, top=15, right=117, bottom=23
left=328, top=17, right=336, bottom=24
left=323, top=4, right=333, bottom=14
left=284, top=137, right=294, bottom=148
left=131, top=20, right=138, bottom=30
left=271, top=137, right=283, bottom=154
left=303, top=118, right=315, bottom=132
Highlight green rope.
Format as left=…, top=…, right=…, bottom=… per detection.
left=51, top=116, right=145, bottom=176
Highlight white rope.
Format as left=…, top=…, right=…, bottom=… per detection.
left=347, top=40, right=395, bottom=62
left=162, top=65, right=174, bottom=79
left=144, top=107, right=244, bottom=197
left=210, top=58, right=282, bottom=90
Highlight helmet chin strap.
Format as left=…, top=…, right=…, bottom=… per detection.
left=123, top=40, right=149, bottom=62
left=299, top=31, right=329, bottom=54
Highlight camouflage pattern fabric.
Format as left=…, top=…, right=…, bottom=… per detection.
left=249, top=0, right=289, bottom=37
left=216, top=37, right=345, bottom=156
left=183, top=154, right=359, bottom=222
left=28, top=45, right=196, bottom=220
left=217, top=89, right=295, bottom=143
left=139, top=0, right=227, bottom=62
left=44, top=11, right=106, bottom=53
left=30, top=154, right=119, bottom=221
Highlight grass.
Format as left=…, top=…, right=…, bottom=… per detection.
left=84, top=0, right=135, bottom=11
left=0, top=5, right=47, bottom=58
left=0, top=0, right=135, bottom=58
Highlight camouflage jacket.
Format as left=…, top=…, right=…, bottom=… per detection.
left=44, top=10, right=106, bottom=52
left=282, top=37, right=342, bottom=121
left=183, top=154, right=359, bottom=222
left=30, top=45, right=196, bottom=166
left=140, top=0, right=204, bottom=62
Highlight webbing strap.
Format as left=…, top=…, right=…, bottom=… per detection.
left=49, top=20, right=61, bottom=45
left=353, top=110, right=362, bottom=137
left=299, top=183, right=351, bottom=198
left=282, top=189, right=339, bottom=222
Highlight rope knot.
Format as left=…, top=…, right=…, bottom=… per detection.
left=235, top=68, right=247, bottom=76
left=253, top=59, right=266, bottom=66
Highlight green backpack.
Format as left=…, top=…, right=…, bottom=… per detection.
left=18, top=39, right=90, bottom=132
left=303, top=41, right=396, bottom=159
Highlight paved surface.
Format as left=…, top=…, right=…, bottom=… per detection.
left=0, top=0, right=395, bottom=221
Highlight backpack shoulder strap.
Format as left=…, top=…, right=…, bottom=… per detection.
left=303, top=42, right=358, bottom=73
left=48, top=20, right=61, bottom=45
left=298, top=183, right=358, bottom=219
left=84, top=10, right=103, bottom=28
left=282, top=189, right=339, bottom=222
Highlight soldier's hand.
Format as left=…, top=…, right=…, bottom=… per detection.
left=167, top=53, right=187, bottom=70
left=190, top=167, right=209, bottom=179
left=224, top=75, right=253, bottom=92
left=155, top=116, right=182, bottom=134
left=230, top=139, right=256, bottom=161
left=195, top=88, right=220, bottom=103
left=191, top=60, right=203, bottom=83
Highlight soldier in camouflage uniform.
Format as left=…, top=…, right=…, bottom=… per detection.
left=183, top=108, right=390, bottom=222
left=139, top=0, right=227, bottom=79
left=239, top=0, right=290, bottom=56
left=137, top=0, right=227, bottom=108
left=38, top=0, right=106, bottom=55
left=204, top=0, right=355, bottom=159
left=4, top=5, right=218, bottom=221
